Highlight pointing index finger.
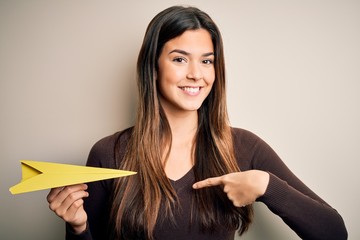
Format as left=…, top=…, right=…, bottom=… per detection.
left=192, top=176, right=223, bottom=189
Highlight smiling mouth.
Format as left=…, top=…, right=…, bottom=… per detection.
left=180, top=87, right=201, bottom=94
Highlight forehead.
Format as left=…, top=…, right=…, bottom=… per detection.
left=163, top=29, right=214, bottom=52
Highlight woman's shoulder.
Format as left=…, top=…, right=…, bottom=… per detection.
left=230, top=127, right=262, bottom=146
left=230, top=127, right=276, bottom=168
left=97, top=126, right=133, bottom=145
left=231, top=126, right=276, bottom=152
left=87, top=127, right=133, bottom=168
left=92, top=127, right=132, bottom=151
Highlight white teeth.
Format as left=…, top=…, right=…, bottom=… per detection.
left=182, top=87, right=200, bottom=93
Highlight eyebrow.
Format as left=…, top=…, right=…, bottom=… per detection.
left=169, top=49, right=214, bottom=57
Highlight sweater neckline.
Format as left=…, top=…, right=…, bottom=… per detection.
left=168, top=167, right=194, bottom=188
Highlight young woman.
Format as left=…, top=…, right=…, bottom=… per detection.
left=47, top=5, right=347, bottom=240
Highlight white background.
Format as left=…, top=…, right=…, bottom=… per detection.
left=1, top=1, right=359, bottom=239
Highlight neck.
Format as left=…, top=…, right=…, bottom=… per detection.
left=161, top=109, right=198, bottom=180
left=164, top=110, right=198, bottom=140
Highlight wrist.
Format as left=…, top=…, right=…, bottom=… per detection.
left=255, top=170, right=270, bottom=197
left=71, top=223, right=87, bottom=235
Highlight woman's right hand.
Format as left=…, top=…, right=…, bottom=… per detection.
left=47, top=183, right=89, bottom=234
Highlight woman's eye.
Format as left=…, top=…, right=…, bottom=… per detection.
left=173, top=57, right=186, bottom=63
left=203, top=59, right=214, bottom=65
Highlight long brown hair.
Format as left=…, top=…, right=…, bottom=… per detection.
left=110, top=5, right=253, bottom=239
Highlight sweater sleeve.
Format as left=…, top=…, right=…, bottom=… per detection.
left=65, top=132, right=121, bottom=240
left=233, top=128, right=348, bottom=240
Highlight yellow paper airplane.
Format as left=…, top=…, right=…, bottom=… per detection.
left=9, top=160, right=136, bottom=194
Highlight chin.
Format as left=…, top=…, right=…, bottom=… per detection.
left=184, top=104, right=203, bottom=111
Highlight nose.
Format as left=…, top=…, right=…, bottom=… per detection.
left=186, top=62, right=203, bottom=81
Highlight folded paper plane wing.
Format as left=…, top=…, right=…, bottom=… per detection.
left=9, top=160, right=136, bottom=194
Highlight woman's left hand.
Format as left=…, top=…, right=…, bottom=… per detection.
left=192, top=170, right=270, bottom=207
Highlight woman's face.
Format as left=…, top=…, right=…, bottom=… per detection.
left=157, top=29, right=215, bottom=116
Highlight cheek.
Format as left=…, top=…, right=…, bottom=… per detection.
left=158, top=63, right=181, bottom=83
left=157, top=76, right=174, bottom=99
left=206, top=71, right=216, bottom=86
left=162, top=71, right=186, bottom=90
left=158, top=80, right=166, bottom=95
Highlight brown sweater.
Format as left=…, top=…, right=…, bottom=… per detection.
left=66, top=127, right=347, bottom=240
